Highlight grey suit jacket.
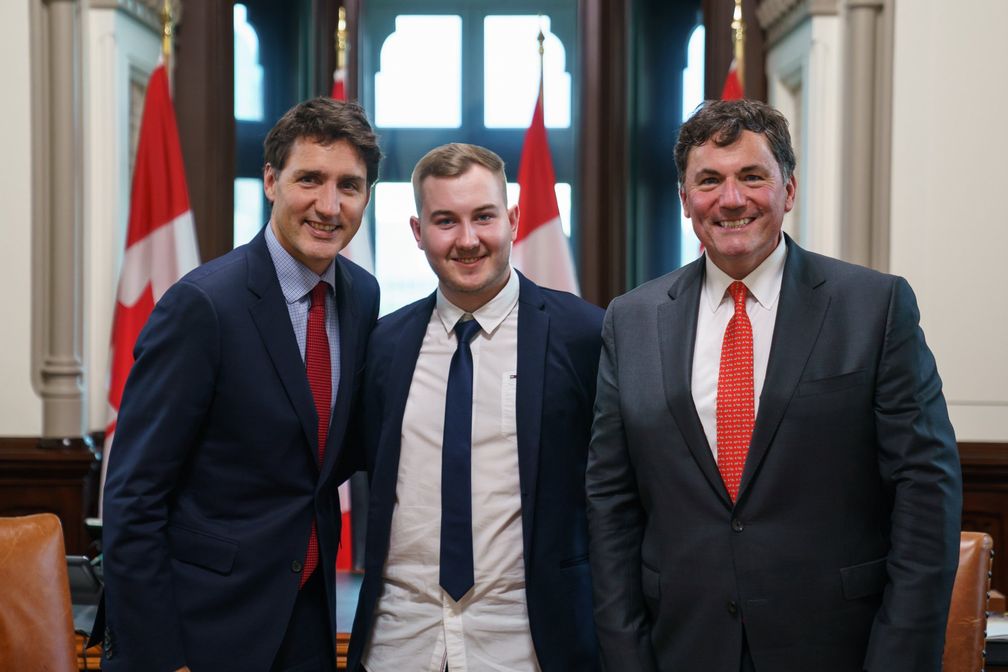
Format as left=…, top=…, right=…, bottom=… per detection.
left=587, top=235, right=961, bottom=672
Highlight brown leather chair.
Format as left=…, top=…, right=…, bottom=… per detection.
left=943, top=531, right=995, bottom=672
left=0, top=513, right=78, bottom=671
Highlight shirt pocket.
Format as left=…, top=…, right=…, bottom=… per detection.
left=501, top=370, right=518, bottom=437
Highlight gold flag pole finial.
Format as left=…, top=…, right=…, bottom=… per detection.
left=731, top=0, right=746, bottom=91
left=336, top=6, right=348, bottom=70
left=161, top=0, right=174, bottom=61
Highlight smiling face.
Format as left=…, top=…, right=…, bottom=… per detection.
left=411, top=165, right=518, bottom=312
left=680, top=130, right=796, bottom=279
left=264, top=137, right=370, bottom=275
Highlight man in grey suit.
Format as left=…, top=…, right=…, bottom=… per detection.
left=587, top=99, right=961, bottom=672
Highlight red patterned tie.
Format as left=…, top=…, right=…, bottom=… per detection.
left=301, top=282, right=331, bottom=587
left=716, top=281, right=754, bottom=502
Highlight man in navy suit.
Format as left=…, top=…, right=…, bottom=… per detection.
left=346, top=143, right=601, bottom=671
left=587, top=99, right=961, bottom=671
left=102, top=98, right=381, bottom=671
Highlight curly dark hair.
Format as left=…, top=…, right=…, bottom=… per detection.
left=263, top=97, right=382, bottom=188
left=674, top=99, right=795, bottom=186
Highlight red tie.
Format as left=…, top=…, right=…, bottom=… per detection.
left=301, top=282, right=331, bottom=587
left=716, top=281, right=754, bottom=502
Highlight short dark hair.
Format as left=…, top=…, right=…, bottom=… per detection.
left=263, top=97, right=382, bottom=188
left=411, top=143, right=508, bottom=213
left=674, top=99, right=795, bottom=186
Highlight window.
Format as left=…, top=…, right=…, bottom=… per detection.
left=362, top=1, right=578, bottom=316
left=680, top=23, right=705, bottom=267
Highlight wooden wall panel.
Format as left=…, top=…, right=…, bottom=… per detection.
left=0, top=437, right=97, bottom=554
left=959, top=442, right=1008, bottom=594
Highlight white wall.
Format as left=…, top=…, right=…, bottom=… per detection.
left=0, top=1, right=41, bottom=436
left=890, top=0, right=1008, bottom=441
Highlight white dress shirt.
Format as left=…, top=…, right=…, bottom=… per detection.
left=363, top=268, right=540, bottom=672
left=691, top=237, right=788, bottom=460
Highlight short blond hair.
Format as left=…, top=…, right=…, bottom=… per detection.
left=411, top=143, right=508, bottom=213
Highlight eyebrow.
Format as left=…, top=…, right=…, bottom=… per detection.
left=693, top=164, right=769, bottom=179
left=428, top=204, right=498, bottom=219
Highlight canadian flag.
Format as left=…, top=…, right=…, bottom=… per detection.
left=721, top=57, right=743, bottom=100
left=330, top=60, right=359, bottom=572
left=513, top=81, right=579, bottom=294
left=99, top=62, right=200, bottom=512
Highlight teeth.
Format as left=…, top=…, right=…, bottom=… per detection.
left=720, top=218, right=752, bottom=229
left=306, top=221, right=337, bottom=232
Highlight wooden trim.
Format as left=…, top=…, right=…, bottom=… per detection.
left=577, top=0, right=629, bottom=307
left=174, top=0, right=235, bottom=263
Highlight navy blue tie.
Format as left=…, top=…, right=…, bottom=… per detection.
left=439, top=317, right=482, bottom=602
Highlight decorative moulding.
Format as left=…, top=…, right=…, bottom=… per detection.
left=757, top=0, right=837, bottom=47
left=89, top=0, right=177, bottom=34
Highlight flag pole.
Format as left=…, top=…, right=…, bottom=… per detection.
left=537, top=21, right=545, bottom=97
left=161, top=0, right=174, bottom=96
left=730, top=0, right=745, bottom=94
left=336, top=6, right=347, bottom=72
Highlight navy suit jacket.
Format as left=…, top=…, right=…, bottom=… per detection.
left=346, top=272, right=603, bottom=671
left=587, top=236, right=962, bottom=672
left=102, top=229, right=379, bottom=671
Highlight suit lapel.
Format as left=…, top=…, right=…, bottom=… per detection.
left=246, top=231, right=318, bottom=456
left=371, top=295, right=434, bottom=503
left=737, top=236, right=829, bottom=501
left=515, top=273, right=547, bottom=557
left=658, top=258, right=732, bottom=507
left=320, top=257, right=360, bottom=481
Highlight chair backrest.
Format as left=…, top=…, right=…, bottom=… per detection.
left=0, top=513, right=78, bottom=672
left=943, top=531, right=994, bottom=672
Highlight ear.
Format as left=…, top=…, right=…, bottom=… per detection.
left=507, top=204, right=520, bottom=242
left=263, top=164, right=278, bottom=203
left=410, top=216, right=423, bottom=249
left=784, top=173, right=797, bottom=213
left=680, top=187, right=691, bottom=219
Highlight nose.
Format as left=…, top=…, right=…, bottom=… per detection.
left=719, top=178, right=745, bottom=210
left=457, top=221, right=479, bottom=248
left=315, top=182, right=341, bottom=219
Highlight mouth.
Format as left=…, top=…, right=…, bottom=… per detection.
left=717, top=217, right=754, bottom=230
left=305, top=220, right=340, bottom=234
left=452, top=254, right=486, bottom=266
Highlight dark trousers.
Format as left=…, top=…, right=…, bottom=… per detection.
left=271, top=570, right=336, bottom=672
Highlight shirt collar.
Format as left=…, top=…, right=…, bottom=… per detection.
left=702, top=234, right=788, bottom=312
left=435, top=267, right=519, bottom=336
left=265, top=221, right=336, bottom=303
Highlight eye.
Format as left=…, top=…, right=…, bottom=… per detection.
left=340, top=180, right=362, bottom=192
left=298, top=174, right=321, bottom=185
left=475, top=213, right=494, bottom=222
left=699, top=176, right=719, bottom=186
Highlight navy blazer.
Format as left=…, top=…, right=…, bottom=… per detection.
left=101, top=229, right=379, bottom=671
left=587, top=236, right=962, bottom=672
left=346, top=272, right=603, bottom=671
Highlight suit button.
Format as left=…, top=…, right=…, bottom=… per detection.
left=727, top=601, right=738, bottom=616
left=291, top=560, right=303, bottom=573
left=731, top=518, right=744, bottom=532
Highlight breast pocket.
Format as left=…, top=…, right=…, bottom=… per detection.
left=796, top=369, right=868, bottom=397
left=501, top=370, right=517, bottom=437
